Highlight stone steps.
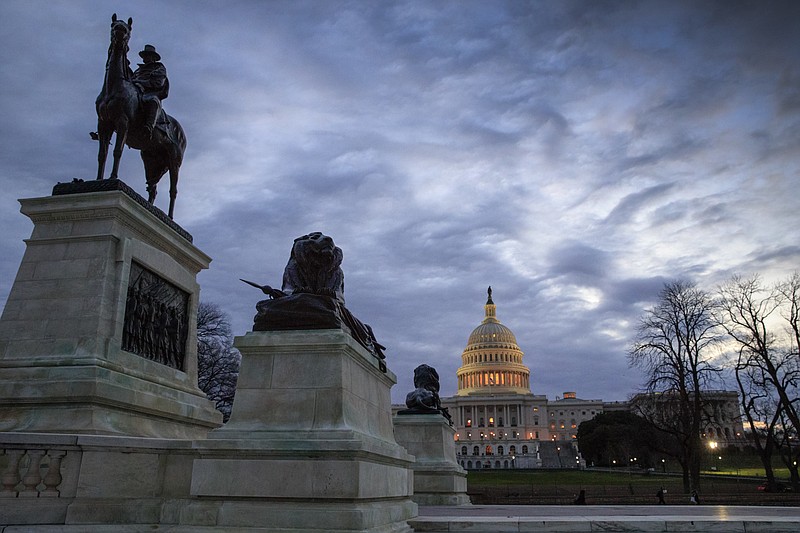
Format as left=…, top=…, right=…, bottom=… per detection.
left=409, top=505, right=800, bottom=532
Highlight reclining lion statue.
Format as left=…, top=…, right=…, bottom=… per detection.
left=245, top=232, right=386, bottom=369
left=398, top=364, right=453, bottom=424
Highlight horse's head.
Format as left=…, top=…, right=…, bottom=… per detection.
left=109, top=13, right=132, bottom=49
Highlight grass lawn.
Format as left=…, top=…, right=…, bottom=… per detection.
left=468, top=469, right=668, bottom=487
left=466, top=469, right=800, bottom=505
left=703, top=466, right=791, bottom=477
left=698, top=453, right=791, bottom=479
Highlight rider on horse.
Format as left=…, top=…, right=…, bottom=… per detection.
left=132, top=44, right=169, bottom=139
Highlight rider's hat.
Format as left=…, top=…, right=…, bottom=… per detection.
left=138, top=44, right=161, bottom=61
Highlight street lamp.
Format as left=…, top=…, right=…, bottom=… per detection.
left=661, top=458, right=666, bottom=473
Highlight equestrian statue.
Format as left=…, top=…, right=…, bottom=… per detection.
left=92, top=14, right=187, bottom=219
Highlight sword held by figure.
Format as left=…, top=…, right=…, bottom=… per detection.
left=240, top=279, right=286, bottom=299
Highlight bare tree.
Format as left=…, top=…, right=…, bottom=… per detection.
left=196, top=302, right=241, bottom=422
left=778, top=272, right=800, bottom=488
left=734, top=349, right=783, bottom=490
left=717, top=274, right=800, bottom=490
left=777, top=272, right=800, bottom=368
left=628, top=280, right=722, bottom=492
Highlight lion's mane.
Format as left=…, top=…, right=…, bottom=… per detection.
left=281, top=232, right=345, bottom=303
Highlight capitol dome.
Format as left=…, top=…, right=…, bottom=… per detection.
left=456, top=287, right=531, bottom=396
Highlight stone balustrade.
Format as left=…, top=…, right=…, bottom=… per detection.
left=1, top=446, right=69, bottom=498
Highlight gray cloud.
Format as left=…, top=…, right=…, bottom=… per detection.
left=0, top=0, right=798, bottom=402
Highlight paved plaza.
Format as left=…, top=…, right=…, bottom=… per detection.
left=412, top=504, right=800, bottom=532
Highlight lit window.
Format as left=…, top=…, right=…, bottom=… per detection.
left=466, top=419, right=472, bottom=428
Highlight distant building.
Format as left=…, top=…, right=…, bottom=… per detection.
left=419, top=288, right=746, bottom=470
left=626, top=389, right=746, bottom=445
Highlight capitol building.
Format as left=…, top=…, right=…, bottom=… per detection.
left=436, top=288, right=745, bottom=470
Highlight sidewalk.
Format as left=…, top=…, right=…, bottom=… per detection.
left=412, top=504, right=800, bottom=532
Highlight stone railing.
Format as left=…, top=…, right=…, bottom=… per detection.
left=1, top=447, right=69, bottom=498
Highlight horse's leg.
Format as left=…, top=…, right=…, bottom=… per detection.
left=143, top=156, right=158, bottom=205
left=96, top=122, right=113, bottom=180
left=109, top=119, right=128, bottom=180
left=167, top=162, right=179, bottom=219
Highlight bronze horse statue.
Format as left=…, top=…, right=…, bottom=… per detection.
left=93, top=14, right=186, bottom=219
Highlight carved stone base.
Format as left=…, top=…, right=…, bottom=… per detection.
left=252, top=292, right=341, bottom=330
left=393, top=414, right=471, bottom=506
left=253, top=293, right=387, bottom=370
left=0, top=184, right=221, bottom=437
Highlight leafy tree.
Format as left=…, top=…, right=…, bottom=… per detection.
left=196, top=302, right=241, bottom=422
left=628, top=280, right=722, bottom=492
left=577, top=411, right=662, bottom=467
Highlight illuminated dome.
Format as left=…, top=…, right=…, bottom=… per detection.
left=467, top=317, right=518, bottom=346
left=456, top=287, right=531, bottom=396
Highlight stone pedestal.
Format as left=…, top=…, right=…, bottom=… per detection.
left=0, top=330, right=417, bottom=531
left=0, top=183, right=222, bottom=437
left=187, top=329, right=417, bottom=532
left=393, top=414, right=470, bottom=506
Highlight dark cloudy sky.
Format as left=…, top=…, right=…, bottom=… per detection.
left=1, top=1, right=798, bottom=403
